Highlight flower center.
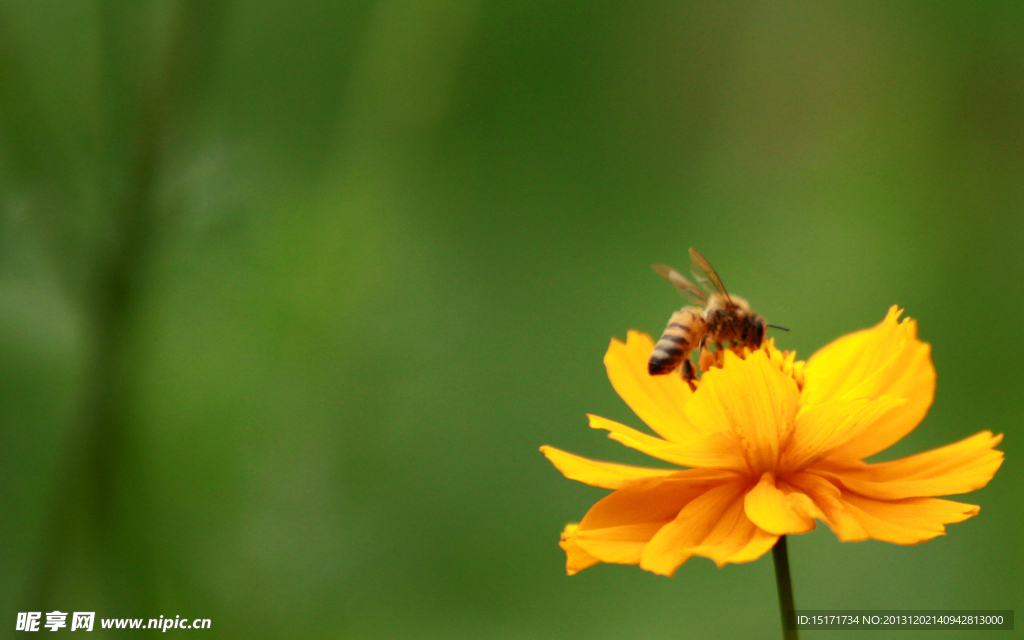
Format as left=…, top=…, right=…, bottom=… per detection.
left=694, top=339, right=805, bottom=391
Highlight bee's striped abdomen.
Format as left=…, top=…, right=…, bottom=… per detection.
left=648, top=306, right=706, bottom=376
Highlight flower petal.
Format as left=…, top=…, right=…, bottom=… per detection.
left=803, top=306, right=935, bottom=460
left=723, top=527, right=780, bottom=564
left=686, top=349, right=800, bottom=475
left=653, top=432, right=750, bottom=471
left=559, top=524, right=600, bottom=575
left=639, top=480, right=749, bottom=576
left=786, top=472, right=868, bottom=541
left=540, top=445, right=677, bottom=490
left=838, top=493, right=980, bottom=545
left=570, top=469, right=740, bottom=571
left=587, top=413, right=673, bottom=454
left=786, top=472, right=980, bottom=544
left=588, top=414, right=747, bottom=470
left=574, top=522, right=668, bottom=565
left=810, top=431, right=1004, bottom=500
left=605, top=331, right=703, bottom=442
left=691, top=491, right=780, bottom=567
left=782, top=395, right=907, bottom=471
left=577, top=469, right=739, bottom=530
left=744, top=472, right=819, bottom=535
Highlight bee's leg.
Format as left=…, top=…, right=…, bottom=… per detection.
left=681, top=360, right=697, bottom=391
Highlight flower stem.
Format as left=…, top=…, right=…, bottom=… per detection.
left=772, top=535, right=798, bottom=640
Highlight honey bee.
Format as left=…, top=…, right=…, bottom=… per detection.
left=649, top=248, right=781, bottom=384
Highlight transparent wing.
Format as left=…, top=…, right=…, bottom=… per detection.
left=652, top=264, right=707, bottom=303
left=688, top=247, right=732, bottom=303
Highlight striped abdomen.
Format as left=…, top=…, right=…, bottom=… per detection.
left=648, top=306, right=706, bottom=376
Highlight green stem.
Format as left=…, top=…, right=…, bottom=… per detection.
left=772, top=535, right=799, bottom=640
left=21, top=0, right=228, bottom=611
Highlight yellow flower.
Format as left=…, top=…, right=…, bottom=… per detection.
left=541, top=307, right=1003, bottom=577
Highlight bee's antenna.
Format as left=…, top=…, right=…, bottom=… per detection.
left=768, top=324, right=790, bottom=332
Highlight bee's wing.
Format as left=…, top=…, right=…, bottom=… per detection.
left=689, top=248, right=733, bottom=304
left=652, top=264, right=708, bottom=303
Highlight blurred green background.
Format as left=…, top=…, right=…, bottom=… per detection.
left=0, top=1, right=1021, bottom=638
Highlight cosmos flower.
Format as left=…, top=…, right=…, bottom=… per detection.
left=541, top=307, right=1003, bottom=577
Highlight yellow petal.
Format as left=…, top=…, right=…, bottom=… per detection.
left=587, top=413, right=674, bottom=454
left=651, top=431, right=749, bottom=471
left=723, top=527, right=780, bottom=564
left=639, top=480, right=748, bottom=576
left=686, top=349, right=801, bottom=475
left=559, top=524, right=600, bottom=575
left=744, top=472, right=819, bottom=535
left=803, top=306, right=935, bottom=460
left=786, top=472, right=980, bottom=544
left=540, top=445, right=678, bottom=489
left=577, top=469, right=738, bottom=530
left=604, top=331, right=703, bottom=442
left=688, top=494, right=749, bottom=564
left=574, top=522, right=667, bottom=565
left=571, top=469, right=740, bottom=570
left=588, top=414, right=747, bottom=470
left=838, top=493, right=980, bottom=545
left=782, top=395, right=908, bottom=471
left=810, top=431, right=1004, bottom=500
left=690, top=491, right=780, bottom=567
left=785, top=473, right=868, bottom=541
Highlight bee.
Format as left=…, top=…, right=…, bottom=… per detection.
left=649, top=248, right=781, bottom=384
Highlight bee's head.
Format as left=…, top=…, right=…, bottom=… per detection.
left=746, top=316, right=767, bottom=345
